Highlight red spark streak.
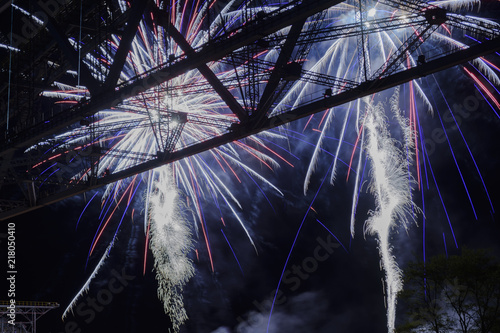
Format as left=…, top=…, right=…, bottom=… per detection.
left=317, top=109, right=330, bottom=129
left=144, top=216, right=151, bottom=276
left=407, top=56, right=421, bottom=190
left=409, top=80, right=421, bottom=190
left=90, top=176, right=138, bottom=256
left=303, top=114, right=314, bottom=132
left=442, top=24, right=451, bottom=35
left=464, top=67, right=500, bottom=110
left=234, top=141, right=273, bottom=170
left=480, top=58, right=500, bottom=73
left=248, top=137, right=294, bottom=168
left=55, top=101, right=78, bottom=104
left=211, top=151, right=226, bottom=172
left=215, top=150, right=241, bottom=183
left=48, top=153, right=62, bottom=161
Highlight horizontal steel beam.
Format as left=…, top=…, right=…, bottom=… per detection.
left=257, top=19, right=307, bottom=119
left=1, top=37, right=498, bottom=221
left=164, top=18, right=248, bottom=122
left=0, top=0, right=342, bottom=156
left=103, top=0, right=152, bottom=89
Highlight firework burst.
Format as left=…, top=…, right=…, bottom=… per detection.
left=268, top=0, right=500, bottom=331
left=24, top=0, right=500, bottom=331
left=37, top=1, right=292, bottom=331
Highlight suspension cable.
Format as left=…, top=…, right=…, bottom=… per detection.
left=78, top=0, right=83, bottom=86
left=6, top=0, right=14, bottom=136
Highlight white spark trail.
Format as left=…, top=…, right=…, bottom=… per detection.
left=432, top=33, right=500, bottom=86
left=303, top=107, right=335, bottom=195
left=350, top=126, right=364, bottom=238
left=37, top=2, right=288, bottom=331
left=363, top=97, right=418, bottom=332
left=330, top=103, right=352, bottom=184
left=62, top=241, right=114, bottom=320
left=148, top=166, right=194, bottom=333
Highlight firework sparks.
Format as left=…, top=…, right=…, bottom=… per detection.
left=363, top=92, right=417, bottom=332
left=268, top=0, right=500, bottom=331
left=35, top=1, right=290, bottom=331
left=21, top=0, right=500, bottom=332
left=148, top=166, right=194, bottom=332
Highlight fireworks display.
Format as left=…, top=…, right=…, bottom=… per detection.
left=1, top=0, right=500, bottom=332
left=39, top=2, right=289, bottom=330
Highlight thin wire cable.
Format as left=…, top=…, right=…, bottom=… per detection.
left=6, top=0, right=14, bottom=135
left=78, top=0, right=82, bottom=86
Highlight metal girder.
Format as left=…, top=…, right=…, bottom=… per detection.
left=370, top=22, right=438, bottom=79
left=0, top=200, right=25, bottom=211
left=0, top=301, right=59, bottom=333
left=0, top=0, right=342, bottom=156
left=225, top=53, right=358, bottom=90
left=31, top=2, right=100, bottom=96
left=256, top=19, right=307, bottom=120
left=380, top=0, right=500, bottom=39
left=368, top=6, right=449, bottom=81
left=378, top=0, right=426, bottom=12
left=106, top=58, right=356, bottom=98
left=1, top=37, right=499, bottom=221
left=114, top=0, right=342, bottom=99
left=446, top=14, right=500, bottom=39
left=103, top=0, right=152, bottom=90
left=139, top=107, right=237, bottom=129
left=269, top=14, right=425, bottom=46
left=159, top=12, right=248, bottom=122
left=356, top=0, right=370, bottom=81
left=110, top=38, right=500, bottom=173
left=301, top=70, right=358, bottom=90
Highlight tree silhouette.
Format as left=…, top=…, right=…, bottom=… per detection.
left=396, top=248, right=500, bottom=333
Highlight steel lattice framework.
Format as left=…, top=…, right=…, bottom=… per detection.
left=0, top=0, right=499, bottom=220
left=0, top=301, right=59, bottom=333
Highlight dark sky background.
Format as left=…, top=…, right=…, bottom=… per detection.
left=4, top=66, right=500, bottom=333
left=2, top=2, right=500, bottom=333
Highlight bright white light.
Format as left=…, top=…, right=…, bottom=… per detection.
left=368, top=8, right=376, bottom=17
left=0, top=44, right=20, bottom=52
left=363, top=90, right=417, bottom=333
left=148, top=167, right=194, bottom=333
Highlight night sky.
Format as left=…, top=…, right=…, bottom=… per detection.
left=2, top=2, right=500, bottom=333
left=4, top=66, right=500, bottom=333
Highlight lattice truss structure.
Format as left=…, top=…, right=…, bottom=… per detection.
left=0, top=301, right=59, bottom=333
left=0, top=0, right=499, bottom=220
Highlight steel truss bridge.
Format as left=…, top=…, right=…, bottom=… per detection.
left=0, top=0, right=499, bottom=220
left=0, top=301, right=59, bottom=333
